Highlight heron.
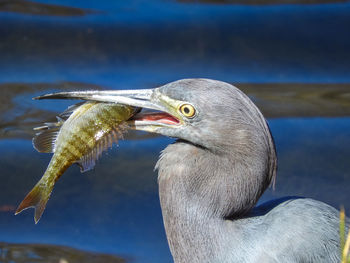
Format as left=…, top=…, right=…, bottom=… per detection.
left=37, top=79, right=349, bottom=263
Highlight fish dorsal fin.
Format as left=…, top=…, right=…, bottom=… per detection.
left=77, top=128, right=125, bottom=173
left=59, top=102, right=86, bottom=119
left=32, top=118, right=65, bottom=153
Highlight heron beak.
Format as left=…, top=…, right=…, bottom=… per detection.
left=34, top=88, right=183, bottom=133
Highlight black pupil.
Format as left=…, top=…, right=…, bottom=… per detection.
left=184, top=107, right=190, bottom=114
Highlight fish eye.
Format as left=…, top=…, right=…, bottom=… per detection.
left=179, top=104, right=196, bottom=118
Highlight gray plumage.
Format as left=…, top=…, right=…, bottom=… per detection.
left=36, top=78, right=350, bottom=263
left=154, top=79, right=349, bottom=263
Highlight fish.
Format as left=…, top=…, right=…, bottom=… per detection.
left=15, top=101, right=138, bottom=223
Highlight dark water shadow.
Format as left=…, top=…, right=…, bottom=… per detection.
left=0, top=0, right=97, bottom=17
left=0, top=242, right=127, bottom=263
left=0, top=82, right=102, bottom=140
left=177, top=0, right=350, bottom=4
left=238, top=83, right=350, bottom=118
left=1, top=82, right=350, bottom=140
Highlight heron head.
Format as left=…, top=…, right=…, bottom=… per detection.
left=130, top=79, right=274, bottom=156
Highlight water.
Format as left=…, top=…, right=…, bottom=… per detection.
left=0, top=1, right=349, bottom=262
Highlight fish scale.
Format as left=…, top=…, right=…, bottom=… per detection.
left=15, top=101, right=137, bottom=223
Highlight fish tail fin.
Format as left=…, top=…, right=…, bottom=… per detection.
left=15, top=180, right=53, bottom=224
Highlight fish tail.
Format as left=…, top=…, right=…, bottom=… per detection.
left=15, top=178, right=54, bottom=224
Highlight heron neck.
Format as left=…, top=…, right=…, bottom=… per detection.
left=156, top=141, right=268, bottom=262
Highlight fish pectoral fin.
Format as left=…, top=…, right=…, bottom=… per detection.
left=32, top=127, right=60, bottom=153
left=15, top=182, right=52, bottom=224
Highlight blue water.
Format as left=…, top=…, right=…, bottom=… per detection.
left=1, top=1, right=350, bottom=86
left=0, top=1, right=349, bottom=262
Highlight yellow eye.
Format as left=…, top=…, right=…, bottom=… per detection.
left=179, top=104, right=196, bottom=118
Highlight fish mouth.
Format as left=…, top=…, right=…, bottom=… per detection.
left=34, top=88, right=184, bottom=133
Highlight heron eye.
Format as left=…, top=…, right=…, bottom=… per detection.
left=179, top=104, right=196, bottom=118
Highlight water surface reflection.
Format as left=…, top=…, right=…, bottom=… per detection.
left=178, top=0, right=350, bottom=4
left=0, top=242, right=126, bottom=263
left=0, top=0, right=95, bottom=16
